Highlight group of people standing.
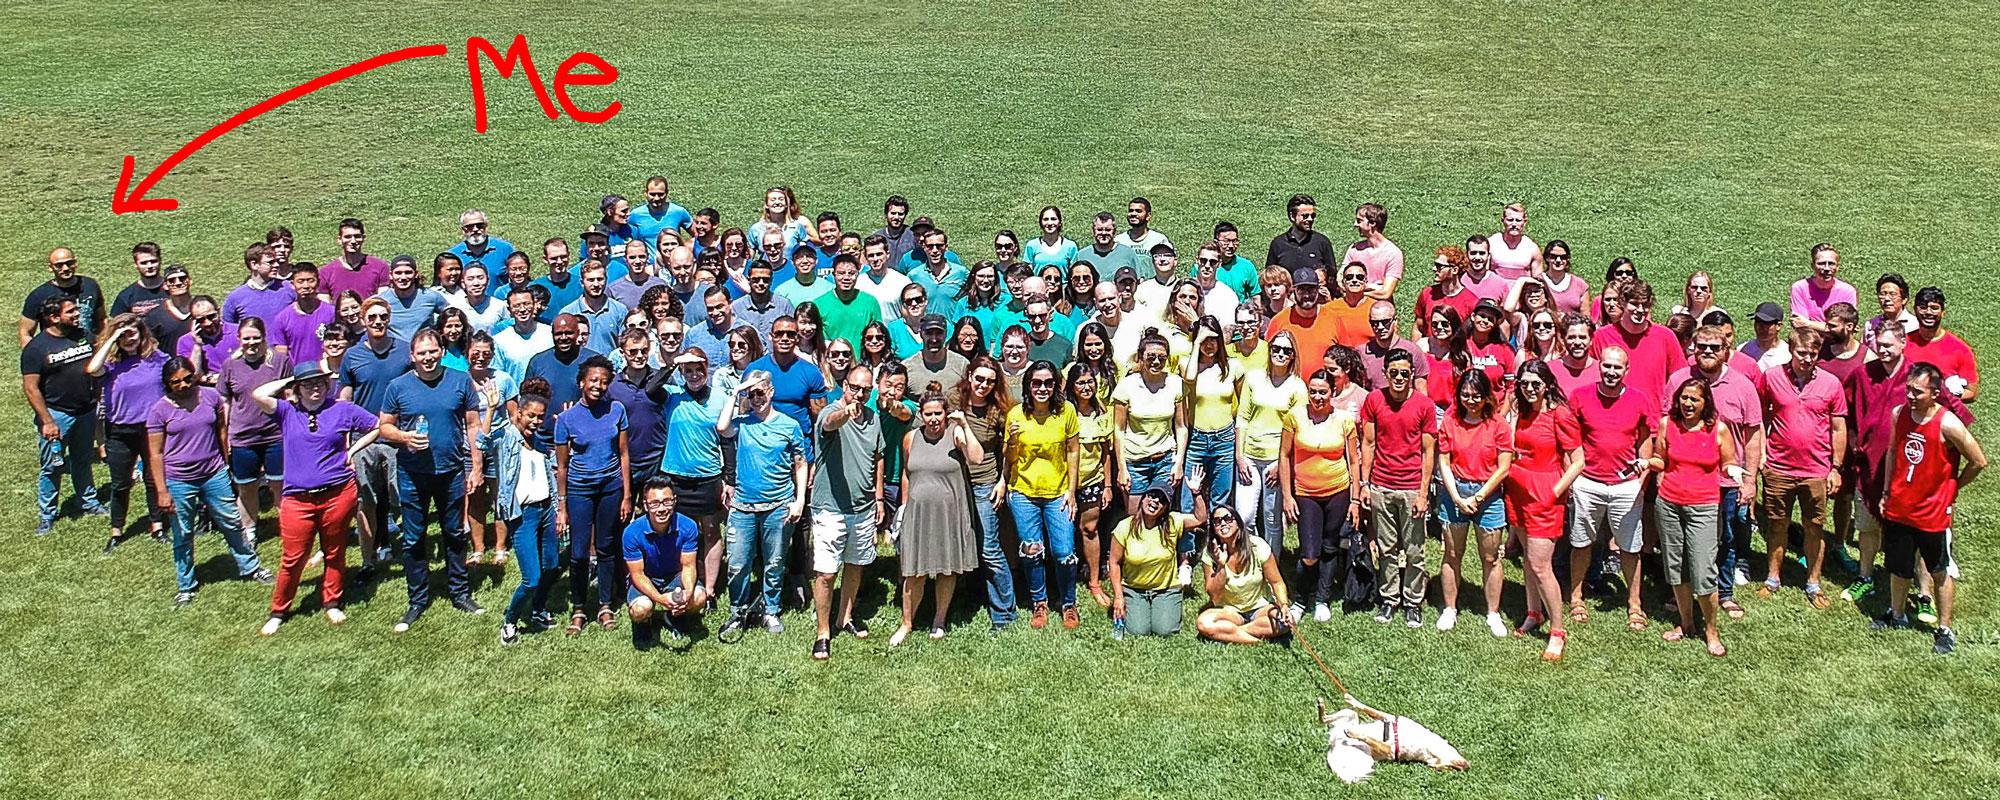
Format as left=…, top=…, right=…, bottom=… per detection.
left=20, top=183, right=1984, bottom=659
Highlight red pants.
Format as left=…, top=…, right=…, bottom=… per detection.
left=270, top=482, right=357, bottom=615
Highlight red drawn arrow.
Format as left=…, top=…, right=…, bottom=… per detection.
left=113, top=43, right=450, bottom=214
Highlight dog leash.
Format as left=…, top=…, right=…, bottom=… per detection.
left=1287, top=616, right=1351, bottom=698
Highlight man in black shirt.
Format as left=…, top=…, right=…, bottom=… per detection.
left=1265, top=194, right=1336, bottom=278
left=143, top=264, right=196, bottom=353
left=19, top=248, right=106, bottom=348
left=20, top=297, right=104, bottom=534
left=112, top=242, right=169, bottom=317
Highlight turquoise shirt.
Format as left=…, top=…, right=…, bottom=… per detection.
left=1025, top=237, right=1078, bottom=270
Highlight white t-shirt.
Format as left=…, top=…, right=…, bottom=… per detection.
left=516, top=446, right=551, bottom=506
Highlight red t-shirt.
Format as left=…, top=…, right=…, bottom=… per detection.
left=1361, top=389, right=1438, bottom=492
left=1414, top=286, right=1478, bottom=334
left=1466, top=340, right=1516, bottom=387
left=1906, top=329, right=1978, bottom=385
left=1590, top=322, right=1685, bottom=406
left=1439, top=413, right=1514, bottom=482
left=1760, top=364, right=1848, bottom=479
left=1669, top=365, right=1760, bottom=488
left=1423, top=345, right=1458, bottom=406
left=1572, top=386, right=1657, bottom=484
left=1268, top=308, right=1338, bottom=375
left=1550, top=359, right=1599, bottom=404
left=1658, top=419, right=1723, bottom=505
left=1512, top=404, right=1581, bottom=474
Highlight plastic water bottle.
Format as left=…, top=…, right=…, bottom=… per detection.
left=409, top=416, right=430, bottom=450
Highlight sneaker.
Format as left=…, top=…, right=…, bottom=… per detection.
left=36, top=519, right=54, bottom=537
left=1374, top=605, right=1394, bottom=624
left=1934, top=626, right=1956, bottom=655
left=393, top=606, right=424, bottom=633
left=841, top=620, right=871, bottom=639
left=1289, top=601, right=1306, bottom=622
left=1176, top=563, right=1193, bottom=588
left=1869, top=611, right=1910, bottom=631
left=1733, top=566, right=1752, bottom=589
left=80, top=502, right=109, bottom=517
left=764, top=614, right=785, bottom=634
left=1436, top=608, right=1458, bottom=631
left=1061, top=606, right=1080, bottom=629
left=1030, top=602, right=1049, bottom=629
left=259, top=616, right=284, bottom=637
left=1914, top=596, right=1940, bottom=626
left=173, top=591, right=195, bottom=608
left=452, top=597, right=486, bottom=615
left=1110, top=618, right=1127, bottom=640
left=500, top=622, right=520, bottom=645
left=1486, top=612, right=1508, bottom=638
left=719, top=612, right=748, bottom=640
left=1843, top=576, right=1877, bottom=603
left=811, top=637, right=831, bottom=661
left=101, top=536, right=120, bottom=556
left=1313, top=604, right=1332, bottom=623
left=324, top=608, right=347, bottom=626
left=244, top=567, right=276, bottom=585
left=529, top=610, right=554, bottom=630
left=1404, top=606, right=1423, bottom=628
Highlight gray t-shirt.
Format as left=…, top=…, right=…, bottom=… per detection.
left=902, top=350, right=968, bottom=403
left=811, top=404, right=883, bottom=513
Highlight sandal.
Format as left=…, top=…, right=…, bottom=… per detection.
left=1568, top=601, right=1589, bottom=624
left=1661, top=627, right=1685, bottom=643
left=1626, top=609, right=1648, bottom=632
left=1707, top=639, right=1727, bottom=658
left=1542, top=630, right=1567, bottom=662
left=1514, top=611, right=1545, bottom=638
left=597, top=605, right=617, bottom=630
left=493, top=550, right=509, bottom=565
left=565, top=611, right=587, bottom=636
left=1721, top=599, right=1745, bottom=619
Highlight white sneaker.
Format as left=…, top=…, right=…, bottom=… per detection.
left=1486, top=612, right=1507, bottom=638
left=1313, top=604, right=1332, bottom=623
left=1436, top=608, right=1458, bottom=631
left=1176, top=563, right=1193, bottom=588
left=1733, top=567, right=1752, bottom=589
left=259, top=616, right=283, bottom=637
left=324, top=607, right=347, bottom=625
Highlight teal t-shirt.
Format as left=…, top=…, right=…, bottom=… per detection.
left=811, top=404, right=884, bottom=513
left=815, top=288, right=882, bottom=350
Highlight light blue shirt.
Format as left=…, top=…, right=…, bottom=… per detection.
left=731, top=412, right=807, bottom=507
left=560, top=295, right=630, bottom=355
left=630, top=202, right=693, bottom=247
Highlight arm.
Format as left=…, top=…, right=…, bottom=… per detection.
left=1062, top=436, right=1080, bottom=515
left=1827, top=416, right=1847, bottom=493
left=1717, top=423, right=1738, bottom=475
left=19, top=317, right=35, bottom=349
left=1943, top=413, right=1987, bottom=486
left=1356, top=421, right=1377, bottom=497
left=1107, top=534, right=1127, bottom=618
left=147, top=431, right=172, bottom=508
left=1415, top=432, right=1437, bottom=513
left=627, top=558, right=678, bottom=609
left=250, top=378, right=289, bottom=415
left=85, top=334, right=122, bottom=376
left=554, top=443, right=571, bottom=535
left=1645, top=417, right=1670, bottom=473
left=465, top=408, right=486, bottom=491
left=22, top=375, right=58, bottom=439
left=1170, top=397, right=1191, bottom=484
left=715, top=389, right=742, bottom=436
left=678, top=549, right=706, bottom=610
left=1278, top=427, right=1299, bottom=522
left=1261, top=547, right=1292, bottom=611
left=376, top=411, right=418, bottom=448
left=1110, top=402, right=1131, bottom=489
left=786, top=453, right=809, bottom=523
left=1366, top=275, right=1399, bottom=302
left=617, top=429, right=632, bottom=521
left=1476, top=451, right=1513, bottom=507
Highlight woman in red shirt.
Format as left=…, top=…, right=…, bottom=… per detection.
left=1647, top=377, right=1738, bottom=658
left=1435, top=370, right=1514, bottom=637
left=1506, top=359, right=1583, bottom=659
left=1418, top=306, right=1464, bottom=409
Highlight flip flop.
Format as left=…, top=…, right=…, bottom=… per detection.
left=1707, top=640, right=1727, bottom=658
left=1626, top=609, right=1648, bottom=632
left=1721, top=599, right=1745, bottom=619
left=1661, top=627, right=1685, bottom=643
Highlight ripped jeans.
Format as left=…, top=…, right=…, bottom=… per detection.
left=1008, top=492, right=1076, bottom=610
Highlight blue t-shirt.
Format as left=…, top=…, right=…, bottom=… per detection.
left=747, top=355, right=827, bottom=459
left=382, top=368, right=479, bottom=474
left=560, top=295, right=630, bottom=355
left=661, top=384, right=727, bottom=479
left=629, top=203, right=692, bottom=247
left=447, top=239, right=517, bottom=277
left=339, top=337, right=413, bottom=413
left=609, top=368, right=670, bottom=477
left=732, top=412, right=807, bottom=506
left=531, top=273, right=584, bottom=324
left=374, top=287, right=452, bottom=342
left=524, top=347, right=599, bottom=446
left=554, top=398, right=628, bottom=483
left=620, top=513, right=699, bottom=582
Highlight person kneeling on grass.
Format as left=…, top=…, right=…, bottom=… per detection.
left=1109, top=470, right=1209, bottom=639
left=624, top=477, right=709, bottom=650
left=1197, top=505, right=1292, bottom=645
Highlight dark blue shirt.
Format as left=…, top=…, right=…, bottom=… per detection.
left=524, top=346, right=598, bottom=447
left=339, top=337, right=413, bottom=413
left=621, top=513, right=699, bottom=582
left=382, top=368, right=479, bottom=474
left=609, top=367, right=672, bottom=477
left=747, top=355, right=827, bottom=460
left=554, top=398, right=627, bottom=483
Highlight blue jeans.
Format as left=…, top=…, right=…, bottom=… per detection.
left=399, top=470, right=469, bottom=608
left=1009, top=493, right=1076, bottom=609
left=1180, top=426, right=1235, bottom=514
left=973, top=482, right=1017, bottom=625
left=37, top=407, right=100, bottom=522
left=1127, top=454, right=1173, bottom=497
left=727, top=507, right=788, bottom=615
left=1716, top=486, right=1755, bottom=601
left=505, top=501, right=559, bottom=624
left=167, top=470, right=261, bottom=592
left=565, top=472, right=626, bottom=609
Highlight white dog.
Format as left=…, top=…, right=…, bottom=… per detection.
left=1318, top=694, right=1467, bottom=784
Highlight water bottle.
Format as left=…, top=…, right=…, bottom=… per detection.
left=409, top=416, right=431, bottom=450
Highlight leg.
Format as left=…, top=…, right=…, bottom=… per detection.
left=699, top=512, right=725, bottom=595
left=439, top=473, right=471, bottom=602
left=271, top=494, right=317, bottom=615
left=1295, top=494, right=1326, bottom=608
left=898, top=575, right=925, bottom=637
left=1044, top=500, right=1078, bottom=610
left=1800, top=479, right=1829, bottom=590
left=318, top=486, right=355, bottom=609
left=1197, top=608, right=1262, bottom=645
left=725, top=510, right=757, bottom=612
left=1440, top=524, right=1468, bottom=613
left=811, top=509, right=839, bottom=637
left=1150, top=588, right=1185, bottom=636
left=837, top=563, right=865, bottom=628
left=399, top=470, right=435, bottom=609
left=62, top=410, right=101, bottom=510
left=593, top=482, right=626, bottom=609
left=564, top=480, right=601, bottom=610
left=102, top=428, right=140, bottom=537
left=1477, top=525, right=1504, bottom=616
left=1760, top=475, right=1792, bottom=586
left=1009, top=493, right=1050, bottom=607
left=932, top=574, right=958, bottom=628
left=1122, top=587, right=1154, bottom=637
left=1078, top=500, right=1105, bottom=603
left=505, top=504, right=549, bottom=623
left=201, top=471, right=262, bottom=577
left=974, top=484, right=1016, bottom=626
left=1525, top=538, right=1565, bottom=636
left=757, top=509, right=788, bottom=617
left=167, top=480, right=202, bottom=593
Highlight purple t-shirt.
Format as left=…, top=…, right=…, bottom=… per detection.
left=178, top=324, right=239, bottom=373
left=217, top=352, right=292, bottom=445
left=146, top=388, right=226, bottom=481
left=320, top=256, right=391, bottom=301
left=270, top=302, right=336, bottom=365
left=102, top=352, right=169, bottom=426
left=273, top=399, right=380, bottom=494
left=222, top=281, right=298, bottom=327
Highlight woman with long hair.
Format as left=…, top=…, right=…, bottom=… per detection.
left=1072, top=321, right=1119, bottom=387
left=217, top=316, right=291, bottom=540
left=1026, top=206, right=1078, bottom=270
left=1003, top=360, right=1081, bottom=629
left=1418, top=306, right=1465, bottom=408
left=1670, top=271, right=1726, bottom=327
left=1108, top=483, right=1208, bottom=638
left=1280, top=368, right=1363, bottom=623
left=1535, top=239, right=1589, bottom=316
left=1647, top=377, right=1736, bottom=658
left=436, top=306, right=472, bottom=371
left=1435, top=370, right=1515, bottom=637
left=1183, top=314, right=1240, bottom=527
left=1520, top=309, right=1562, bottom=363
left=465, top=331, right=518, bottom=566
left=948, top=316, right=986, bottom=363
left=793, top=301, right=826, bottom=362
left=149, top=357, right=270, bottom=607
left=335, top=290, right=365, bottom=329
left=1196, top=505, right=1294, bottom=645
left=748, top=186, right=814, bottom=255
left=1461, top=300, right=1516, bottom=391
left=1324, top=345, right=1370, bottom=418
left=1508, top=279, right=1554, bottom=341
left=1113, top=332, right=1189, bottom=512
left=1505, top=359, right=1583, bottom=659
left=718, top=227, right=752, bottom=291
left=489, top=391, right=556, bottom=644
left=87, top=313, right=169, bottom=550
left=1593, top=258, right=1638, bottom=324
left=954, top=261, right=1010, bottom=340
left=1235, top=329, right=1306, bottom=556
left=953, top=354, right=1018, bottom=630
left=717, top=324, right=765, bottom=398
left=1227, top=303, right=1268, bottom=375
left=858, top=319, right=897, bottom=370
left=1067, top=362, right=1120, bottom=607
left=891, top=391, right=983, bottom=645
left=251, top=362, right=380, bottom=634
left=554, top=355, right=632, bottom=635
left=1063, top=261, right=1100, bottom=323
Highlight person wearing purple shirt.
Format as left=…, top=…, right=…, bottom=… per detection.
left=270, top=262, right=337, bottom=365
left=175, top=296, right=237, bottom=376
left=607, top=240, right=664, bottom=312
left=222, top=242, right=298, bottom=327
left=253, top=362, right=381, bottom=634
left=86, top=312, right=168, bottom=551
left=147, top=358, right=271, bottom=607
left=217, top=317, right=292, bottom=539
left=322, top=218, right=392, bottom=300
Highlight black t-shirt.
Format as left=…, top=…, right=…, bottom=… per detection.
left=144, top=302, right=193, bottom=354
left=21, top=278, right=105, bottom=338
left=112, top=281, right=169, bottom=317
left=1266, top=229, right=1336, bottom=274
left=19, top=331, right=97, bottom=413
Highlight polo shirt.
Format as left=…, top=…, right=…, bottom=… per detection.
left=560, top=295, right=630, bottom=355
left=610, top=367, right=673, bottom=476
left=1760, top=364, right=1846, bottom=480
left=446, top=239, right=518, bottom=278
left=909, top=261, right=970, bottom=318
left=383, top=368, right=478, bottom=474
left=1671, top=364, right=1760, bottom=488
left=530, top=273, right=583, bottom=324
left=1266, top=228, right=1335, bottom=273
left=621, top=513, right=700, bottom=582
left=731, top=294, right=793, bottom=349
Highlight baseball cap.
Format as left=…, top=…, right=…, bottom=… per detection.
left=1291, top=267, right=1322, bottom=287
left=1473, top=298, right=1506, bottom=317
left=1754, top=302, right=1784, bottom=323
left=390, top=254, right=417, bottom=269
left=1149, top=242, right=1175, bottom=258
left=1114, top=266, right=1140, bottom=285
left=674, top=348, right=708, bottom=366
left=919, top=313, right=949, bottom=332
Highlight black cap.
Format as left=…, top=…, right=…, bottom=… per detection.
left=1754, top=302, right=1784, bottom=323
left=1291, top=267, right=1321, bottom=288
left=919, top=313, right=948, bottom=332
left=1114, top=266, right=1139, bottom=284
left=1473, top=298, right=1506, bottom=317
left=390, top=254, right=417, bottom=268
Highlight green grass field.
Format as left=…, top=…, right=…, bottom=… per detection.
left=4, top=1, right=1999, bottom=797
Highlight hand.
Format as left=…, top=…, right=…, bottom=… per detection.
left=405, top=432, right=430, bottom=451
left=1353, top=482, right=1370, bottom=508
left=1826, top=469, right=1842, bottom=494
left=1264, top=464, right=1280, bottom=488
left=1186, top=464, right=1205, bottom=495
left=1455, top=496, right=1476, bottom=515
left=39, top=420, right=59, bottom=441
left=622, top=497, right=635, bottom=523
left=1236, top=457, right=1254, bottom=486
left=555, top=508, right=570, bottom=539
left=1006, top=419, right=1022, bottom=442
left=989, top=484, right=1006, bottom=507
left=1098, top=487, right=1112, bottom=510
left=1168, top=464, right=1183, bottom=491
left=465, top=470, right=483, bottom=494
left=1061, top=493, right=1076, bottom=516
left=1112, top=600, right=1126, bottom=619
left=1283, top=496, right=1300, bottom=524
left=785, top=501, right=805, bottom=525
left=1347, top=502, right=1363, bottom=528
left=721, top=484, right=734, bottom=509
left=1116, top=469, right=1131, bottom=492
left=947, top=410, right=966, bottom=426
left=1414, top=491, right=1431, bottom=515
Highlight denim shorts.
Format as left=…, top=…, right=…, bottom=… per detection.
left=229, top=440, right=284, bottom=484
left=1438, top=476, right=1506, bottom=529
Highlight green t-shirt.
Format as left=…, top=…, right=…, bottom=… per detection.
left=881, top=399, right=919, bottom=484
left=1077, top=243, right=1148, bottom=281
left=1218, top=255, right=1263, bottom=303
left=1027, top=332, right=1074, bottom=367
left=810, top=404, right=884, bottom=513
left=816, top=288, right=883, bottom=351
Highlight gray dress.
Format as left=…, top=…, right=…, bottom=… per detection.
left=899, top=427, right=980, bottom=577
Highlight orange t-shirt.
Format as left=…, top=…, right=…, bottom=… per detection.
left=1267, top=308, right=1338, bottom=375
left=1324, top=295, right=1374, bottom=348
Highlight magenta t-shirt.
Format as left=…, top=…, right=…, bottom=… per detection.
left=1590, top=322, right=1685, bottom=406
left=270, top=302, right=336, bottom=365
left=1572, top=386, right=1656, bottom=484
left=1670, top=365, right=1759, bottom=487
left=1341, top=239, right=1404, bottom=286
left=146, top=388, right=226, bottom=481
left=1360, top=389, right=1438, bottom=492
left=1760, top=364, right=1847, bottom=479
left=1460, top=271, right=1511, bottom=303
left=1541, top=273, right=1590, bottom=316
left=320, top=256, right=390, bottom=301
left=1551, top=359, right=1599, bottom=404
left=1789, top=278, right=1858, bottom=323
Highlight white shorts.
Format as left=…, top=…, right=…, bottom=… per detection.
left=1569, top=476, right=1644, bottom=553
left=811, top=509, right=878, bottom=574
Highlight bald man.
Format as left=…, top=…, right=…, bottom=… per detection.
left=1567, top=346, right=1658, bottom=618
left=525, top=313, right=600, bottom=433
left=21, top=248, right=105, bottom=347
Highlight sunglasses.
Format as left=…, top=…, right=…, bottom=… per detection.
left=51, top=259, right=76, bottom=268
left=902, top=297, right=926, bottom=306
left=772, top=330, right=799, bottom=339
left=1029, top=378, right=1058, bottom=388
left=1532, top=321, right=1557, bottom=330
left=1387, top=368, right=1414, bottom=378
left=1343, top=274, right=1366, bottom=282
left=1693, top=342, right=1724, bottom=352
left=1270, top=345, right=1295, bottom=354
left=1690, top=285, right=1712, bottom=293
left=1613, top=269, right=1636, bottom=278
left=194, top=313, right=221, bottom=323
left=1546, top=254, right=1570, bottom=261
left=864, top=334, right=887, bottom=342
left=462, top=222, right=487, bottom=231
left=1368, top=319, right=1395, bottom=328
left=1517, top=379, right=1546, bottom=390
left=164, top=276, right=190, bottom=284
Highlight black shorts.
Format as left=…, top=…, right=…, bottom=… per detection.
left=1882, top=520, right=1951, bottom=581
left=668, top=474, right=725, bottom=519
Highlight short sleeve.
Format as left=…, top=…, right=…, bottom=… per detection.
left=1492, top=418, right=1516, bottom=452
left=340, top=402, right=379, bottom=435
left=676, top=516, right=700, bottom=556
left=1111, top=375, right=1133, bottom=406
left=1556, top=406, right=1583, bottom=449
left=1419, top=398, right=1441, bottom=435
left=1062, top=408, right=1079, bottom=440
left=553, top=410, right=573, bottom=444
left=620, top=527, right=646, bottom=563
left=145, top=402, right=168, bottom=434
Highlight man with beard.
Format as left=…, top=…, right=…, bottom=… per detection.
left=1080, top=212, right=1146, bottom=282
left=1756, top=327, right=1847, bottom=610
left=1266, top=194, right=1334, bottom=276
left=112, top=242, right=168, bottom=317
left=1342, top=203, right=1403, bottom=301
left=21, top=296, right=104, bottom=535
left=447, top=209, right=517, bottom=281
left=1116, top=197, right=1172, bottom=257
left=532, top=238, right=584, bottom=323
left=630, top=176, right=693, bottom=247
left=1905, top=286, right=1979, bottom=403
left=21, top=247, right=105, bottom=347
left=873, top=195, right=916, bottom=268
left=1590, top=279, right=1684, bottom=405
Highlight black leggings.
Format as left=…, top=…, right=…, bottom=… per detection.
left=1293, top=493, right=1369, bottom=606
left=102, top=422, right=161, bottom=535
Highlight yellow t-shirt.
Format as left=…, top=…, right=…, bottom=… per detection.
left=1289, top=406, right=1355, bottom=496
left=1201, top=535, right=1275, bottom=612
left=1114, top=516, right=1182, bottom=591
left=1190, top=360, right=1243, bottom=433
left=1076, top=407, right=1115, bottom=487
left=1236, top=370, right=1306, bottom=462
left=1226, top=338, right=1268, bottom=376
left=1006, top=404, right=1079, bottom=498
left=1112, top=372, right=1184, bottom=461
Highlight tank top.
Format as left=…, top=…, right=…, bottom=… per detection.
left=1543, top=273, right=1589, bottom=316
left=1883, top=407, right=1959, bottom=532
left=1658, top=419, right=1721, bottom=505
left=1486, top=232, right=1538, bottom=281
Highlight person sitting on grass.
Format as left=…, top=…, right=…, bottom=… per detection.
left=1196, top=505, right=1292, bottom=645
left=624, top=477, right=709, bottom=650
left=1109, top=469, right=1210, bottom=639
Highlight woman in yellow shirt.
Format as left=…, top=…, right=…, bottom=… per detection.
left=1110, top=470, right=1210, bottom=638
left=1182, top=317, right=1242, bottom=570
left=1280, top=368, right=1363, bottom=623
left=1003, top=360, right=1080, bottom=630
left=1226, top=304, right=1268, bottom=375
left=1196, top=505, right=1293, bottom=645
left=1067, top=362, right=1119, bottom=607
left=1112, top=332, right=1189, bottom=520
left=1234, top=329, right=1307, bottom=555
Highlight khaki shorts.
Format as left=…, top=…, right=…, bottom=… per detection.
left=811, top=508, right=878, bottom=574
left=1759, top=472, right=1828, bottom=530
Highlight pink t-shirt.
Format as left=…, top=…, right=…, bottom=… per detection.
left=1466, top=340, right=1516, bottom=387
left=1461, top=270, right=1511, bottom=303
left=1539, top=273, right=1590, bottom=316
left=1669, top=364, right=1759, bottom=487
left=1485, top=233, right=1538, bottom=282
left=1788, top=277, right=1858, bottom=323
left=1760, top=364, right=1848, bottom=479
left=1590, top=322, right=1686, bottom=406
left=1360, top=389, right=1439, bottom=492
left=1572, top=386, right=1657, bottom=484
left=1341, top=239, right=1404, bottom=288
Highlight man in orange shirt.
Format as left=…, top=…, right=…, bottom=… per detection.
left=1267, top=268, right=1337, bottom=373
left=1325, top=261, right=1376, bottom=347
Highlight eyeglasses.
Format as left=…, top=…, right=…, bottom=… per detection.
left=642, top=497, right=677, bottom=510
left=193, top=313, right=221, bottom=323
left=1197, top=257, right=1221, bottom=266
left=1386, top=368, right=1414, bottom=378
